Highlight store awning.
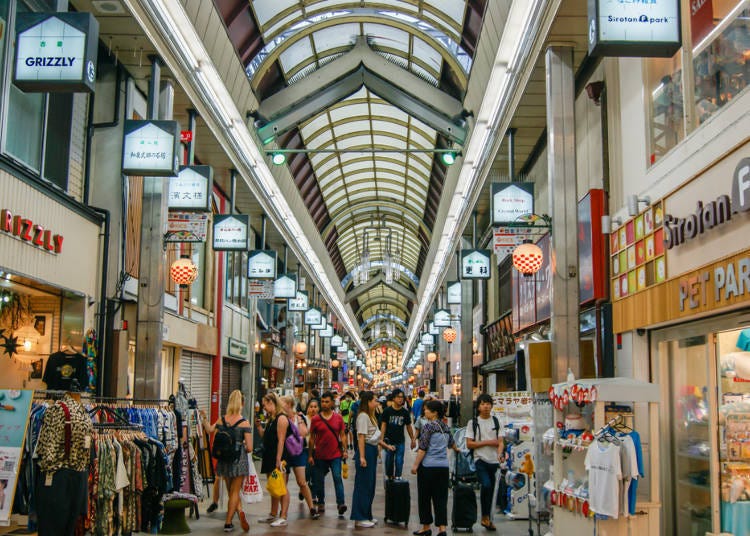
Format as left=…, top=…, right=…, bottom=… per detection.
left=256, top=312, right=269, bottom=331
left=479, top=353, right=516, bottom=374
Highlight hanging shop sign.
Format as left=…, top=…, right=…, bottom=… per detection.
left=421, top=333, right=434, bottom=346
left=248, top=279, right=274, bottom=299
left=447, top=280, right=462, bottom=304
left=0, top=209, right=63, bottom=254
left=588, top=0, right=681, bottom=57
left=168, top=166, right=212, bottom=211
left=461, top=249, right=492, bottom=279
left=492, top=183, right=534, bottom=224
left=339, top=343, right=348, bottom=353
left=434, top=309, right=452, bottom=328
left=247, top=250, right=277, bottom=279
left=578, top=189, right=608, bottom=304
left=320, top=325, right=334, bottom=338
left=429, top=322, right=440, bottom=335
left=312, top=315, right=327, bottom=331
left=180, top=130, right=193, bottom=143
left=304, top=307, right=322, bottom=326
left=288, top=290, right=309, bottom=311
left=166, top=212, right=208, bottom=243
left=262, top=346, right=286, bottom=370
left=121, top=120, right=180, bottom=176
left=14, top=12, right=99, bottom=93
left=228, top=337, right=249, bottom=361
left=274, top=273, right=297, bottom=299
left=331, top=335, right=343, bottom=347
left=212, top=214, right=249, bottom=251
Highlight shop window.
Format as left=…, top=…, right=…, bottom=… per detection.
left=0, top=0, right=77, bottom=189
left=646, top=53, right=685, bottom=165
left=226, top=251, right=248, bottom=309
left=692, top=1, right=750, bottom=125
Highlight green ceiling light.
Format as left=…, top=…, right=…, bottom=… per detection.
left=271, top=151, right=286, bottom=165
left=441, top=151, right=457, bottom=166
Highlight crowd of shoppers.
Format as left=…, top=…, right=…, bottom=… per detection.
left=201, top=387, right=502, bottom=533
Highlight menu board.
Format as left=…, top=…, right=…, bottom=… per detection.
left=610, top=201, right=666, bottom=300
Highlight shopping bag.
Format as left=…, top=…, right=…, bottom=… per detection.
left=241, top=455, right=263, bottom=504
left=342, top=461, right=349, bottom=479
left=266, top=462, right=288, bottom=499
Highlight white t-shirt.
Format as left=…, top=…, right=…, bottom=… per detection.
left=466, top=416, right=501, bottom=464
left=585, top=441, right=622, bottom=518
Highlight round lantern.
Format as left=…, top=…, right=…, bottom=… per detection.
left=170, top=256, right=198, bottom=288
left=427, top=351, right=438, bottom=363
left=512, top=240, right=544, bottom=277
left=331, top=358, right=340, bottom=368
left=294, top=341, right=307, bottom=354
left=443, top=327, right=457, bottom=343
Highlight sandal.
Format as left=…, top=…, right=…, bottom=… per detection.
left=481, top=520, right=497, bottom=531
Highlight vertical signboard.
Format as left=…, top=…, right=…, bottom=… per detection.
left=461, top=249, right=492, bottom=279
left=288, top=290, right=309, bottom=312
left=247, top=250, right=277, bottom=279
left=578, top=189, right=608, bottom=304
left=492, top=183, right=534, bottom=224
left=446, top=280, right=462, bottom=304
left=121, top=120, right=180, bottom=177
left=168, top=166, right=213, bottom=211
left=213, top=214, right=249, bottom=251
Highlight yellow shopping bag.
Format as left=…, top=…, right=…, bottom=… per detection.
left=342, top=461, right=349, bottom=479
left=266, top=463, right=288, bottom=498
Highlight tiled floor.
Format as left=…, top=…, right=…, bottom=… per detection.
left=185, top=449, right=548, bottom=535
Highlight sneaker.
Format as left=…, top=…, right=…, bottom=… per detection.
left=223, top=524, right=234, bottom=532
left=270, top=517, right=288, bottom=527
left=355, top=521, right=375, bottom=528
left=258, top=515, right=276, bottom=523
left=239, top=511, right=250, bottom=532
left=370, top=519, right=378, bottom=524
left=207, top=502, right=218, bottom=513
left=338, top=504, right=348, bottom=516
left=310, top=508, right=321, bottom=520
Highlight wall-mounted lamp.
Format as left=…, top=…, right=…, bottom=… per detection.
left=627, top=194, right=651, bottom=217
left=601, top=215, right=623, bottom=234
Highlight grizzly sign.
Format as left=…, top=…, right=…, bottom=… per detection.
left=1, top=209, right=64, bottom=254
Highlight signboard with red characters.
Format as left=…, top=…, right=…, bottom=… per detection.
left=1, top=209, right=63, bottom=254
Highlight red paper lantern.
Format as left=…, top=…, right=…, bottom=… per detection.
left=442, top=327, right=457, bottom=343
left=512, top=241, right=544, bottom=277
left=170, top=256, right=198, bottom=288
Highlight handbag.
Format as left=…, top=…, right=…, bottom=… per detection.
left=240, top=454, right=263, bottom=504
left=266, top=462, right=288, bottom=499
left=366, top=428, right=382, bottom=446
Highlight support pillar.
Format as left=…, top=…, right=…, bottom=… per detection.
left=545, top=46, right=580, bottom=382
left=460, top=245, right=474, bottom=425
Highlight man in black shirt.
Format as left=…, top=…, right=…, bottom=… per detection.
left=379, top=389, right=416, bottom=479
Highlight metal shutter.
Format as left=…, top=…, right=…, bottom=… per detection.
left=221, top=358, right=244, bottom=414
left=180, top=350, right=212, bottom=413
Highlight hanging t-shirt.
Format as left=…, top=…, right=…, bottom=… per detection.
left=585, top=441, right=622, bottom=518
left=43, top=351, right=88, bottom=391
left=466, top=415, right=501, bottom=464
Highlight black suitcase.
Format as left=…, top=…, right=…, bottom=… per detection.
left=451, top=480, right=477, bottom=532
left=385, top=478, right=411, bottom=525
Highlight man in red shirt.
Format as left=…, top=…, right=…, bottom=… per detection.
left=309, top=391, right=348, bottom=516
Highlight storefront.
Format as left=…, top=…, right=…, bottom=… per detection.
left=614, top=143, right=750, bottom=535
left=0, top=174, right=102, bottom=392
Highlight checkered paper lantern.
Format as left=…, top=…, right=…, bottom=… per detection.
left=512, top=241, right=544, bottom=278
left=442, top=327, right=457, bottom=344
left=170, top=256, right=198, bottom=288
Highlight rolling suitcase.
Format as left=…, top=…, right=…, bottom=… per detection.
left=385, top=478, right=411, bottom=525
left=451, top=480, right=477, bottom=532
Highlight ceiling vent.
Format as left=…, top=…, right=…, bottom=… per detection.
left=92, top=0, right=126, bottom=15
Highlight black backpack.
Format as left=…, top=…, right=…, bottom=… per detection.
left=212, top=417, right=246, bottom=463
left=469, top=415, right=500, bottom=459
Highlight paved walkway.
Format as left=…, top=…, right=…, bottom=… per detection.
left=186, top=448, right=547, bottom=535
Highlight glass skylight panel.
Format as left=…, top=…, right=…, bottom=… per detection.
left=424, top=0, right=466, bottom=30
left=412, top=37, right=443, bottom=71
left=312, top=23, right=359, bottom=54
left=263, top=11, right=301, bottom=41
left=372, top=134, right=407, bottom=148
left=301, top=116, right=330, bottom=138
left=279, top=40, right=314, bottom=74
left=371, top=120, right=408, bottom=138
left=364, top=24, right=409, bottom=52
left=349, top=190, right=378, bottom=203
left=370, top=103, right=407, bottom=122
left=250, top=0, right=298, bottom=28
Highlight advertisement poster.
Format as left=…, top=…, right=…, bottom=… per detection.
left=0, top=389, right=33, bottom=526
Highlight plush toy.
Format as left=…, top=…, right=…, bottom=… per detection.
left=520, top=453, right=535, bottom=476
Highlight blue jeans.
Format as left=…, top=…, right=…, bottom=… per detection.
left=474, top=459, right=499, bottom=518
left=311, top=457, right=346, bottom=506
left=384, top=442, right=405, bottom=478
left=350, top=444, right=377, bottom=521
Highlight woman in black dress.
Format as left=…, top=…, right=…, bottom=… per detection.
left=255, top=392, right=291, bottom=527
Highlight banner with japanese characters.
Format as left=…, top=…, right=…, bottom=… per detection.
left=0, top=390, right=33, bottom=526
left=121, top=120, right=180, bottom=177
left=168, top=166, right=212, bottom=211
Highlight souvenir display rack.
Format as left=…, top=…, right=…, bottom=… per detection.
left=550, top=377, right=661, bottom=535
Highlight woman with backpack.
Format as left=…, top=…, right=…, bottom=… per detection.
left=410, top=399, right=458, bottom=536
left=255, top=392, right=291, bottom=527
left=200, top=389, right=252, bottom=533
left=280, top=395, right=319, bottom=520
left=351, top=390, right=388, bottom=528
